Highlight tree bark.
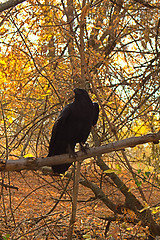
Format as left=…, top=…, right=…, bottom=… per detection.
left=0, top=0, right=26, bottom=12
left=0, top=131, right=159, bottom=172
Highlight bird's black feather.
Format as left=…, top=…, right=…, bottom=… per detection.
left=47, top=88, right=99, bottom=174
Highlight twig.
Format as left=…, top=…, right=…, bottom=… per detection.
left=0, top=181, right=18, bottom=190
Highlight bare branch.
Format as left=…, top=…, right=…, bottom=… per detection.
left=133, top=0, right=160, bottom=9
left=0, top=131, right=159, bottom=172
left=0, top=0, right=26, bottom=12
left=80, top=177, right=117, bottom=213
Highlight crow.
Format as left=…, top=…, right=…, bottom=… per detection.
left=47, top=88, right=99, bottom=174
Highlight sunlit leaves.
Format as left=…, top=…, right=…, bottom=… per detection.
left=0, top=1, right=159, bottom=239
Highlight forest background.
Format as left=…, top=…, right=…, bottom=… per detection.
left=0, top=0, right=159, bottom=239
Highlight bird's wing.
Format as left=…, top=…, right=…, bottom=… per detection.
left=48, top=104, right=72, bottom=154
left=51, top=103, right=72, bottom=139
left=92, top=102, right=99, bottom=126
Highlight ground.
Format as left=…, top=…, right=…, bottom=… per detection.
left=0, top=168, right=160, bottom=239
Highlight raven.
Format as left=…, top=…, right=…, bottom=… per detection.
left=47, top=88, right=99, bottom=174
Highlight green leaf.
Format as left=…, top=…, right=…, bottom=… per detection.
left=3, top=234, right=10, bottom=240
left=137, top=169, right=141, bottom=174
left=83, top=234, right=91, bottom=239
left=135, top=180, right=142, bottom=187
left=145, top=171, right=150, bottom=178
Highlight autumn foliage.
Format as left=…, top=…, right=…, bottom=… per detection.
left=0, top=0, right=159, bottom=239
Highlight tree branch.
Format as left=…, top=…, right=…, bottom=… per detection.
left=80, top=177, right=117, bottom=213
left=133, top=0, right=160, bottom=9
left=0, top=131, right=159, bottom=172
left=0, top=0, right=26, bottom=12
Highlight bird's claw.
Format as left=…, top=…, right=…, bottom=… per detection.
left=67, top=144, right=78, bottom=158
left=80, top=143, right=89, bottom=154
left=69, top=150, right=78, bottom=158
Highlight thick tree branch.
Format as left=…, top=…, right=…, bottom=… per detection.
left=0, top=131, right=159, bottom=172
left=80, top=178, right=117, bottom=213
left=0, top=0, right=26, bottom=12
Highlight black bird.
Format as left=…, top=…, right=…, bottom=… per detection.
left=47, top=88, right=99, bottom=174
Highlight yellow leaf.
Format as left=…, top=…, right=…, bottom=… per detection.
left=151, top=206, right=160, bottom=214
left=104, top=169, right=116, bottom=174
left=23, top=154, right=34, bottom=158
left=104, top=169, right=121, bottom=174
left=0, top=59, right=6, bottom=65
left=8, top=118, right=13, bottom=123
left=139, top=202, right=150, bottom=213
